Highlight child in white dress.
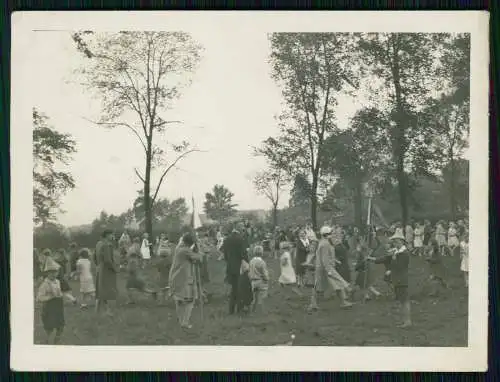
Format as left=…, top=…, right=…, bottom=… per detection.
left=141, top=233, right=152, bottom=265
left=413, top=223, right=424, bottom=256
left=460, top=233, right=469, bottom=287
left=279, top=242, right=296, bottom=284
left=435, top=221, right=447, bottom=255
left=279, top=242, right=302, bottom=296
left=75, top=248, right=95, bottom=308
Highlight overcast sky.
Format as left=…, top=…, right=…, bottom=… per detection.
left=31, top=30, right=368, bottom=227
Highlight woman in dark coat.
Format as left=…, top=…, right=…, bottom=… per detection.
left=334, top=237, right=351, bottom=285
left=295, top=230, right=309, bottom=287
left=95, top=229, right=118, bottom=315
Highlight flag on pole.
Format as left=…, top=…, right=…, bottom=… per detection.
left=372, top=202, right=389, bottom=228
left=191, top=195, right=202, bottom=229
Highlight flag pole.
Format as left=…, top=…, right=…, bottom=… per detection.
left=363, top=186, right=374, bottom=305
left=192, top=195, right=204, bottom=322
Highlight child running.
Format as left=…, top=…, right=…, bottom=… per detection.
left=75, top=248, right=96, bottom=308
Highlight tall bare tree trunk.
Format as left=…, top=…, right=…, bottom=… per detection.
left=311, top=175, right=318, bottom=231
left=396, top=157, right=409, bottom=227
left=272, top=203, right=279, bottom=229
left=390, top=35, right=409, bottom=227
left=144, top=139, right=154, bottom=249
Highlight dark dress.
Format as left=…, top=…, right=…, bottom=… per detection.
left=295, top=239, right=309, bottom=277
left=238, top=271, right=253, bottom=310
left=335, top=243, right=351, bottom=284
left=96, top=240, right=118, bottom=301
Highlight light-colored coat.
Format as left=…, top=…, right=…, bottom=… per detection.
left=315, top=238, right=349, bottom=291
left=168, top=245, right=203, bottom=302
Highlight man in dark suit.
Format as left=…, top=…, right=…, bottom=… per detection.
left=222, top=224, right=249, bottom=314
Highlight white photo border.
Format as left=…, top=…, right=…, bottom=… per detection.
left=10, top=10, right=489, bottom=371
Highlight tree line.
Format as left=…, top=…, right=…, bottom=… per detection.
left=33, top=31, right=470, bottom=240
left=253, top=32, right=469, bottom=231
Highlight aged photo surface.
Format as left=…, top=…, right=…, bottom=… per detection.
left=11, top=11, right=488, bottom=371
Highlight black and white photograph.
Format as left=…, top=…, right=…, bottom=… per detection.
left=11, top=11, right=488, bottom=371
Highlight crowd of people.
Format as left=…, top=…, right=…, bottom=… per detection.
left=33, top=217, right=469, bottom=344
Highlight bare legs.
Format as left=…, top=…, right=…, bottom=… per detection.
left=44, top=328, right=64, bottom=344
left=175, top=299, right=194, bottom=329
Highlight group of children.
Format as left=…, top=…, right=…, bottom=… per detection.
left=34, top=217, right=469, bottom=343
left=227, top=220, right=469, bottom=329
left=35, top=247, right=96, bottom=343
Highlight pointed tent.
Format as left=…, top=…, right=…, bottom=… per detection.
left=191, top=196, right=202, bottom=230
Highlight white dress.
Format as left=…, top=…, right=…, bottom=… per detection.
left=76, top=258, right=95, bottom=294
left=448, top=228, right=459, bottom=247
left=140, top=239, right=151, bottom=259
left=460, top=241, right=469, bottom=272
left=413, top=226, right=424, bottom=248
left=279, top=251, right=297, bottom=285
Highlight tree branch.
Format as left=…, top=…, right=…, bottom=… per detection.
left=151, top=149, right=204, bottom=204
left=134, top=168, right=145, bottom=183
left=82, top=117, right=147, bottom=153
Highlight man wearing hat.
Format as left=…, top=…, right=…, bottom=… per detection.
left=221, top=224, right=250, bottom=315
left=308, top=226, right=353, bottom=312
left=368, top=230, right=412, bottom=328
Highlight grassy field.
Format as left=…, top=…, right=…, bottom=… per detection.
left=34, top=251, right=468, bottom=346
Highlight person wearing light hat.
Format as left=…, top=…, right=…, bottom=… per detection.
left=308, top=226, right=353, bottom=312
left=36, top=256, right=72, bottom=344
left=368, top=230, right=412, bottom=328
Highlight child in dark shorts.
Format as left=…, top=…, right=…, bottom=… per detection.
left=36, top=257, right=76, bottom=344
